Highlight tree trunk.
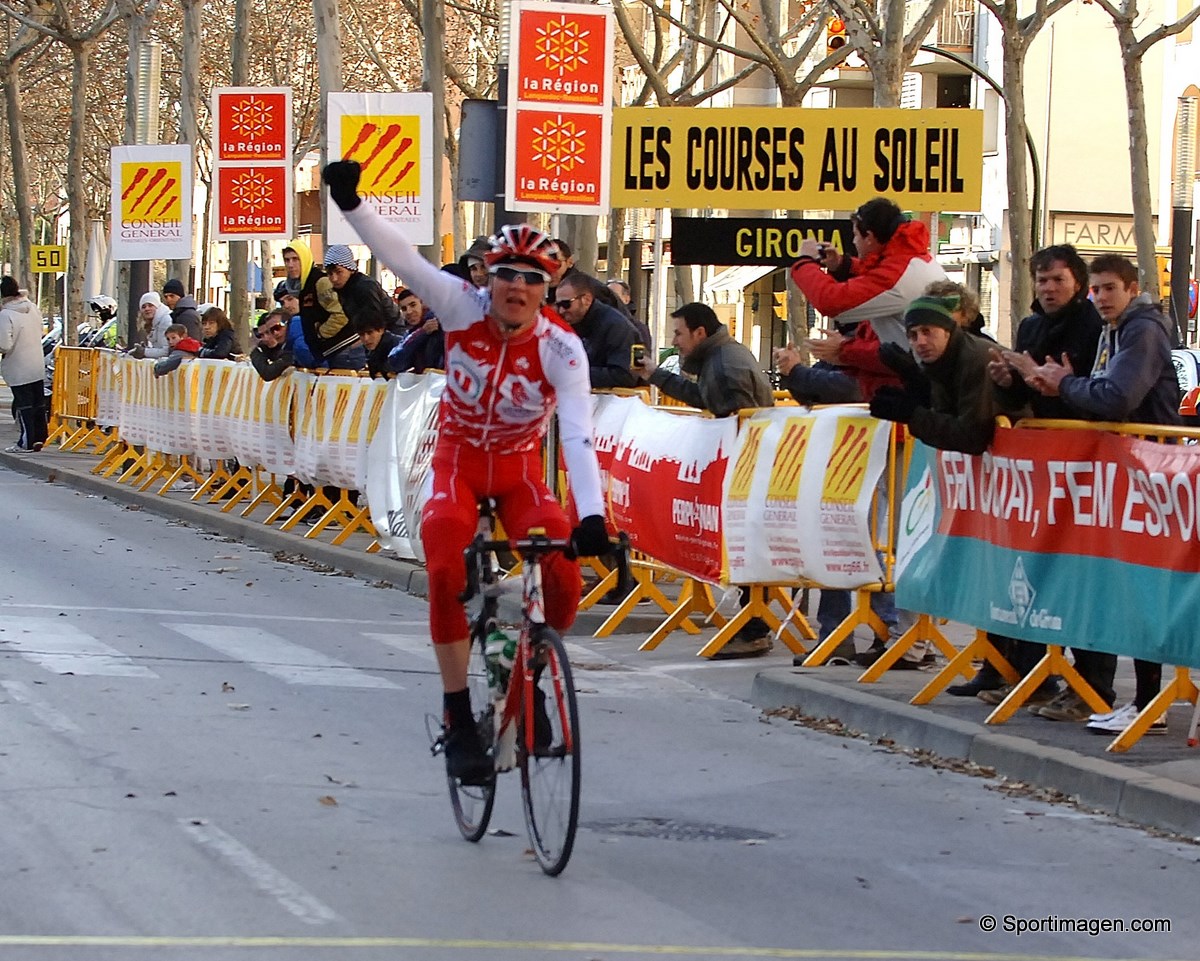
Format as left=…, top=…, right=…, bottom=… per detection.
left=65, top=41, right=93, bottom=345
left=3, top=59, right=33, bottom=287
left=1118, top=30, right=1160, bottom=301
left=419, top=0, right=446, bottom=264
left=169, top=0, right=202, bottom=284
left=1001, top=29, right=1033, bottom=341
left=228, top=0, right=251, bottom=332
left=606, top=207, right=626, bottom=279
left=313, top=0, right=343, bottom=249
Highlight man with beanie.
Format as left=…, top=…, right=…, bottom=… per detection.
left=457, top=236, right=491, bottom=289
left=161, top=278, right=201, bottom=339
left=0, top=276, right=48, bottom=453
left=871, top=294, right=997, bottom=454
left=280, top=239, right=363, bottom=370
left=323, top=244, right=401, bottom=337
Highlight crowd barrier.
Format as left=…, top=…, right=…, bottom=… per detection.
left=46, top=349, right=1199, bottom=751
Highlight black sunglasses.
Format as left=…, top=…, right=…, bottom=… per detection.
left=554, top=294, right=583, bottom=312
left=490, top=264, right=549, bottom=286
left=258, top=323, right=286, bottom=336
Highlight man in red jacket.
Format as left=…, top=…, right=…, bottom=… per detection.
left=790, top=198, right=947, bottom=669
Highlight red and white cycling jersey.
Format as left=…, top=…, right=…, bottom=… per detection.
left=345, top=203, right=605, bottom=518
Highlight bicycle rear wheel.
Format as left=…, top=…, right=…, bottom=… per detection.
left=519, top=627, right=580, bottom=876
left=448, top=633, right=496, bottom=842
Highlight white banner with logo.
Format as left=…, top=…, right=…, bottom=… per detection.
left=110, top=144, right=194, bottom=260
left=366, top=372, right=444, bottom=560
left=291, top=372, right=390, bottom=490
left=326, top=92, right=435, bottom=246
left=723, top=406, right=888, bottom=587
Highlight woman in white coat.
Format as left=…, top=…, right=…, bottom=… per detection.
left=0, top=276, right=48, bottom=452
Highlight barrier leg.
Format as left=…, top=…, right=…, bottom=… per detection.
left=116, top=449, right=155, bottom=485
left=984, top=645, right=1109, bottom=724
left=858, top=614, right=959, bottom=683
left=639, top=579, right=713, bottom=652
left=801, top=589, right=888, bottom=667
left=594, top=563, right=678, bottom=639
left=279, top=489, right=333, bottom=532
left=696, top=585, right=808, bottom=658
left=1107, top=667, right=1199, bottom=753
left=911, top=630, right=1020, bottom=705
left=245, top=479, right=288, bottom=519
left=93, top=441, right=133, bottom=477
left=155, top=456, right=205, bottom=495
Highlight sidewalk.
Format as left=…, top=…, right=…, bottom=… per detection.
left=3, top=434, right=1199, bottom=840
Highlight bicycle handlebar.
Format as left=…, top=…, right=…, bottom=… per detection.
left=459, top=532, right=631, bottom=604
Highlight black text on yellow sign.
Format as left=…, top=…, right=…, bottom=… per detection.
left=611, top=107, right=984, bottom=212
left=30, top=245, right=67, bottom=273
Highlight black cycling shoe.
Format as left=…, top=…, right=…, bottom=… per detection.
left=443, top=725, right=493, bottom=785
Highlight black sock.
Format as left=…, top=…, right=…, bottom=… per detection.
left=444, top=688, right=473, bottom=732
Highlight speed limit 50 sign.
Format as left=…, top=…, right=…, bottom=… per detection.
left=30, top=245, right=67, bottom=273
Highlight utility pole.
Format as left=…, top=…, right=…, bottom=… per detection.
left=420, top=0, right=447, bottom=264
left=227, top=0, right=250, bottom=330
left=1170, top=96, right=1197, bottom=346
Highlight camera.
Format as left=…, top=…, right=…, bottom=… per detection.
left=631, top=344, right=646, bottom=366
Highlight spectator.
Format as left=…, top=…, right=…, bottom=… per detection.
left=457, top=236, right=490, bottom=289
left=606, top=278, right=632, bottom=308
left=152, top=324, right=202, bottom=377
left=275, top=287, right=322, bottom=370
left=1016, top=254, right=1178, bottom=729
left=162, top=278, right=201, bottom=339
left=0, top=276, right=48, bottom=453
left=548, top=238, right=575, bottom=304
left=323, top=243, right=401, bottom=335
left=135, top=291, right=173, bottom=359
left=977, top=245, right=1106, bottom=707
left=280, top=239, right=364, bottom=370
left=249, top=309, right=294, bottom=382
left=198, top=306, right=239, bottom=359
left=388, top=291, right=444, bottom=373
left=360, top=313, right=401, bottom=379
left=790, top=200, right=944, bottom=667
left=925, top=280, right=988, bottom=340
left=554, top=270, right=638, bottom=389
left=596, top=276, right=651, bottom=351
left=639, top=302, right=775, bottom=657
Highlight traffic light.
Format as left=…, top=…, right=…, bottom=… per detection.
left=826, top=17, right=847, bottom=56
left=1157, top=255, right=1171, bottom=295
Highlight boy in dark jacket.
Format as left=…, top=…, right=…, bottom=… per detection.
left=153, top=325, right=202, bottom=377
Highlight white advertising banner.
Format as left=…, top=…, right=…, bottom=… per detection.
left=110, top=144, right=194, bottom=260
left=292, top=373, right=390, bottom=491
left=366, top=372, right=444, bottom=560
left=326, top=92, right=435, bottom=246
left=723, top=406, right=888, bottom=587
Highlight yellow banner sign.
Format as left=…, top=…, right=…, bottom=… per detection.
left=611, top=107, right=983, bottom=212
left=30, top=245, right=67, bottom=273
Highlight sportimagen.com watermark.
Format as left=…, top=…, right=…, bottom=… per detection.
left=979, top=915, right=1172, bottom=936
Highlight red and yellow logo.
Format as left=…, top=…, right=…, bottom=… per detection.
left=339, top=116, right=420, bottom=195
left=216, top=92, right=288, bottom=162
left=766, top=417, right=813, bottom=501
left=217, top=166, right=288, bottom=235
left=512, top=109, right=603, bottom=206
left=728, top=421, right=767, bottom=502
left=119, top=163, right=183, bottom=222
left=820, top=418, right=874, bottom=503
left=516, top=10, right=608, bottom=106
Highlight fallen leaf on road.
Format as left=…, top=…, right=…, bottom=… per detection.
left=221, top=682, right=234, bottom=692
left=227, top=703, right=251, bottom=711
left=163, top=791, right=177, bottom=797
left=487, top=828, right=516, bottom=837
left=318, top=795, right=338, bottom=806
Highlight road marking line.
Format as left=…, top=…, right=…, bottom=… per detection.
left=0, top=680, right=82, bottom=734
left=0, top=617, right=159, bottom=677
left=179, top=821, right=340, bottom=926
left=0, top=935, right=1169, bottom=961
left=167, top=624, right=401, bottom=689
left=0, top=602, right=422, bottom=626
left=361, top=631, right=437, bottom=663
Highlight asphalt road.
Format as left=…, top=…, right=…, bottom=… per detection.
left=0, top=462, right=1196, bottom=961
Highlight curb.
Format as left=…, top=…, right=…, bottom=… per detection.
left=751, top=671, right=1200, bottom=839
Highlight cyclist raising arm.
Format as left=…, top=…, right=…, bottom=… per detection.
left=322, top=161, right=611, bottom=784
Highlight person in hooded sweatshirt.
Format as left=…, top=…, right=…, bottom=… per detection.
left=279, top=239, right=363, bottom=370
left=0, top=276, right=48, bottom=452
left=134, top=291, right=174, bottom=359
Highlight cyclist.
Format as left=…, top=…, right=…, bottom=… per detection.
left=322, top=161, right=611, bottom=784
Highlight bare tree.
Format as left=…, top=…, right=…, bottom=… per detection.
left=977, top=0, right=1073, bottom=338
left=1091, top=0, right=1200, bottom=303
left=2, top=14, right=48, bottom=285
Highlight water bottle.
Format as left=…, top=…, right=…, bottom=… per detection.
left=485, top=630, right=514, bottom=693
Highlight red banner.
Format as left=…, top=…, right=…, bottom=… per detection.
left=935, top=426, right=1200, bottom=573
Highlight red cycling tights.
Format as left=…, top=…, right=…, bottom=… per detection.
left=421, top=444, right=581, bottom=645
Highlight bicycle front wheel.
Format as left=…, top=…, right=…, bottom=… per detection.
left=448, top=633, right=496, bottom=842
left=519, top=627, right=580, bottom=876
